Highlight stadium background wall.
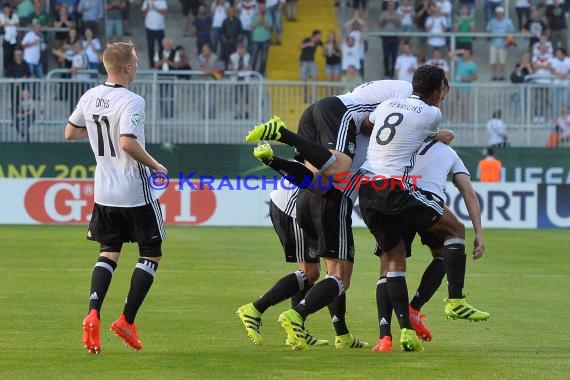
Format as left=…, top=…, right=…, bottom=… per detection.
left=1, top=143, right=570, bottom=184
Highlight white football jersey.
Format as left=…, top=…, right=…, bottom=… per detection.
left=361, top=95, right=442, bottom=181
left=334, top=80, right=413, bottom=202
left=270, top=187, right=299, bottom=218
left=410, top=140, right=469, bottom=201
left=68, top=83, right=156, bottom=207
left=336, top=80, right=413, bottom=130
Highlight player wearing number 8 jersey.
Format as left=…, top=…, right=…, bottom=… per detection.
left=360, top=65, right=488, bottom=352
left=245, top=80, right=412, bottom=350
left=65, top=41, right=168, bottom=354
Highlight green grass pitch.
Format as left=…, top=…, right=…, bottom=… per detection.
left=1, top=226, right=569, bottom=379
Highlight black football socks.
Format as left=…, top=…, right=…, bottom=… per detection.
left=123, top=258, right=158, bottom=323
left=88, top=256, right=117, bottom=318
left=410, top=257, right=446, bottom=310
left=376, top=276, right=393, bottom=338
left=443, top=239, right=467, bottom=299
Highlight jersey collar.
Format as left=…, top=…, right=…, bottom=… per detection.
left=104, top=82, right=125, bottom=88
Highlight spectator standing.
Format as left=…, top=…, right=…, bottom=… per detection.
left=549, top=47, right=570, bottom=115
left=323, top=31, right=342, bottom=81
left=106, top=0, right=127, bottom=42
left=340, top=34, right=361, bottom=73
left=122, top=0, right=131, bottom=35
left=523, top=8, right=548, bottom=53
left=0, top=3, right=20, bottom=71
left=486, top=7, right=515, bottom=81
left=343, top=14, right=367, bottom=77
left=5, top=48, right=31, bottom=139
left=486, top=110, right=508, bottom=148
left=153, top=37, right=180, bottom=118
left=378, top=1, right=401, bottom=78
left=21, top=20, right=44, bottom=80
left=141, top=0, right=168, bottom=68
left=16, top=88, right=35, bottom=143
left=83, top=27, right=102, bottom=77
left=228, top=41, right=252, bottom=119
left=484, top=0, right=502, bottom=25
left=437, top=0, right=453, bottom=31
left=250, top=2, right=272, bottom=76
left=286, top=0, right=297, bottom=21
left=68, top=40, right=91, bottom=113
left=453, top=4, right=475, bottom=52
left=32, top=0, right=51, bottom=75
left=220, top=6, right=243, bottom=65
left=180, top=0, right=200, bottom=37
left=449, top=48, right=478, bottom=122
left=54, top=0, right=77, bottom=24
left=52, top=26, right=80, bottom=100
left=394, top=42, right=418, bottom=83
left=531, top=43, right=553, bottom=122
left=458, top=0, right=476, bottom=17
left=237, top=0, right=258, bottom=51
left=545, top=0, right=568, bottom=51
left=77, top=0, right=104, bottom=36
left=414, top=0, right=431, bottom=62
left=211, top=0, right=229, bottom=55
left=52, top=4, right=75, bottom=50
left=265, top=0, right=284, bottom=45
left=397, top=0, right=414, bottom=45
left=425, top=3, right=449, bottom=58
left=477, top=148, right=503, bottom=182
left=425, top=47, right=449, bottom=78
left=510, top=51, right=533, bottom=118
left=299, top=29, right=321, bottom=101
left=16, top=0, right=35, bottom=26
left=193, top=3, right=213, bottom=53
left=515, top=0, right=531, bottom=30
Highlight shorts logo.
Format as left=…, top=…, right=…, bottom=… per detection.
left=348, top=142, right=356, bottom=154
left=308, top=247, right=317, bottom=259
left=130, top=113, right=141, bottom=127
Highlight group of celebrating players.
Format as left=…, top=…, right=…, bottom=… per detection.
left=68, top=41, right=488, bottom=355
left=237, top=65, right=489, bottom=352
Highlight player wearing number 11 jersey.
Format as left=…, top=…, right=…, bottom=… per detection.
left=65, top=42, right=167, bottom=354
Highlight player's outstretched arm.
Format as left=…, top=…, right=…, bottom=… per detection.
left=453, top=173, right=484, bottom=259
left=120, top=135, right=167, bottom=174
left=64, top=123, right=88, bottom=140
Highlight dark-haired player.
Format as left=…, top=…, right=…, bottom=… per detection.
left=373, top=139, right=488, bottom=352
left=245, top=79, right=413, bottom=350
left=359, top=65, right=487, bottom=352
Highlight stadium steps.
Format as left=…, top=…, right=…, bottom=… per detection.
left=266, top=0, right=340, bottom=130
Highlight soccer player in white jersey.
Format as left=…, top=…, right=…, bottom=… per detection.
left=359, top=65, right=487, bottom=352
left=65, top=41, right=168, bottom=354
left=237, top=186, right=329, bottom=347
left=372, top=139, right=487, bottom=352
left=245, top=80, right=413, bottom=350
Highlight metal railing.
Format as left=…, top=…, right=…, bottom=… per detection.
left=0, top=70, right=567, bottom=147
